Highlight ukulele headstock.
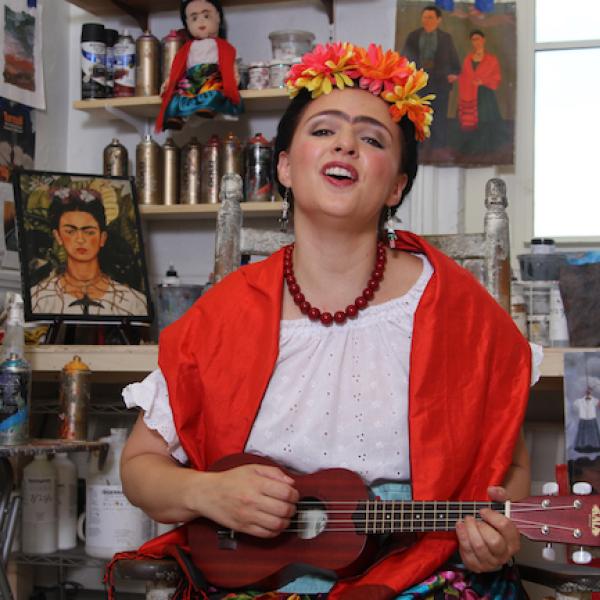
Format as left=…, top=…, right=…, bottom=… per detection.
left=513, top=493, right=600, bottom=547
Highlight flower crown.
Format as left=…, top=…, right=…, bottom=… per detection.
left=286, top=42, right=435, bottom=141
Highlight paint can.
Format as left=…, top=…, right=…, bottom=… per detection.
left=162, top=137, right=180, bottom=206
left=103, top=138, right=129, bottom=177
left=245, top=133, right=273, bottom=202
left=200, top=135, right=221, bottom=204
left=180, top=137, right=202, bottom=205
left=135, top=31, right=160, bottom=97
left=114, top=30, right=136, bottom=97
left=58, top=356, right=90, bottom=441
left=0, top=354, right=31, bottom=445
left=136, top=135, right=162, bottom=205
left=81, top=23, right=106, bottom=99
left=161, top=29, right=184, bottom=87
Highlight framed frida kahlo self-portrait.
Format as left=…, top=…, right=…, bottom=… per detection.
left=13, top=170, right=153, bottom=323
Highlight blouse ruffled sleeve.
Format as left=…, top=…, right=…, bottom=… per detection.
left=122, top=369, right=189, bottom=465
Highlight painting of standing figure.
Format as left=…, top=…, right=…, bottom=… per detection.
left=13, top=170, right=152, bottom=323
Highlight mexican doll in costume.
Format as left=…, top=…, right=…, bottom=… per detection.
left=155, top=0, right=243, bottom=132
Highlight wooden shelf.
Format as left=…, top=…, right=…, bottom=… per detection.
left=23, top=345, right=595, bottom=380
left=140, top=201, right=282, bottom=220
left=67, top=0, right=333, bottom=29
left=73, top=89, right=289, bottom=119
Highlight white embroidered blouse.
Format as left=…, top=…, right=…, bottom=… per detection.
left=123, top=255, right=543, bottom=485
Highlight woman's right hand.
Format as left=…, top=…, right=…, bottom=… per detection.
left=193, top=464, right=299, bottom=538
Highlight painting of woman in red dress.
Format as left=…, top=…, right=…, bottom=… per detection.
left=457, top=30, right=507, bottom=157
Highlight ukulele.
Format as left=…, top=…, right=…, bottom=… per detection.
left=188, top=453, right=600, bottom=590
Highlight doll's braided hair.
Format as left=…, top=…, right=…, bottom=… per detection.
left=180, top=0, right=227, bottom=39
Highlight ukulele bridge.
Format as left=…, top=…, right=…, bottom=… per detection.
left=217, top=529, right=238, bottom=550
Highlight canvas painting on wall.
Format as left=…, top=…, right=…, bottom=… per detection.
left=13, top=170, right=152, bottom=323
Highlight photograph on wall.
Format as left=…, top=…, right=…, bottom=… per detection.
left=0, top=0, right=45, bottom=110
left=0, top=181, right=18, bottom=269
left=13, top=170, right=152, bottom=323
left=0, top=97, right=35, bottom=182
left=396, top=0, right=516, bottom=166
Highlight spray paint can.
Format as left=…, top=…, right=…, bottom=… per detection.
left=103, top=138, right=129, bottom=177
left=0, top=354, right=31, bottom=445
left=135, top=31, right=160, bottom=97
left=81, top=23, right=106, bottom=99
left=114, top=30, right=136, bottom=97
left=180, top=137, right=202, bottom=205
left=58, top=356, right=90, bottom=441
left=200, top=135, right=221, bottom=204
left=161, top=30, right=184, bottom=87
left=104, top=28, right=119, bottom=97
left=245, top=133, right=273, bottom=202
left=136, top=135, right=162, bottom=205
left=221, top=132, right=243, bottom=180
left=162, top=137, right=180, bottom=206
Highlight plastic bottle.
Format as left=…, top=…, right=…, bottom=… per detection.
left=21, top=455, right=58, bottom=554
left=84, top=428, right=153, bottom=558
left=162, top=264, right=180, bottom=286
left=54, top=453, right=78, bottom=550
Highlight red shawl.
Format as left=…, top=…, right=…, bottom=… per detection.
left=457, top=53, right=501, bottom=130
left=155, top=37, right=241, bottom=133
left=108, top=231, right=531, bottom=599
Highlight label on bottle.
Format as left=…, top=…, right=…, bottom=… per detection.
left=86, top=484, right=152, bottom=553
left=23, top=477, right=56, bottom=524
left=0, top=369, right=30, bottom=444
left=114, top=39, right=135, bottom=96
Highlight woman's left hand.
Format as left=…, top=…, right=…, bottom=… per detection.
left=455, top=486, right=521, bottom=573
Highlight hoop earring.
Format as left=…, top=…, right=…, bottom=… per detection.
left=279, top=187, right=291, bottom=232
left=385, top=207, right=402, bottom=248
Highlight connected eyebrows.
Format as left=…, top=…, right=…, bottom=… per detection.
left=307, top=110, right=393, bottom=138
left=61, top=224, right=99, bottom=233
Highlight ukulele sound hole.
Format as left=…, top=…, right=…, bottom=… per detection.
left=294, top=498, right=327, bottom=540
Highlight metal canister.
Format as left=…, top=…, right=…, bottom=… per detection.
left=135, top=31, right=160, bottom=97
left=245, top=133, right=273, bottom=202
left=162, top=137, right=180, bottom=206
left=221, top=132, right=243, bottom=179
left=136, top=134, right=162, bottom=205
left=58, top=356, right=90, bottom=441
left=161, top=29, right=184, bottom=86
left=0, top=353, right=31, bottom=445
left=114, top=30, right=136, bottom=97
left=180, top=137, right=202, bottom=205
left=103, top=138, right=129, bottom=177
left=200, top=134, right=221, bottom=204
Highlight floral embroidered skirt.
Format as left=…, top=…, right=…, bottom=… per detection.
left=165, top=63, right=243, bottom=121
left=207, top=562, right=528, bottom=600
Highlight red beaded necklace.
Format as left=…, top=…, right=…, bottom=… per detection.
left=283, top=241, right=387, bottom=326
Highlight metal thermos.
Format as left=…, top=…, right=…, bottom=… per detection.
left=0, top=353, right=31, bottom=445
left=135, top=31, right=160, bottom=97
left=81, top=23, right=106, bottom=99
left=114, top=30, right=136, bottom=97
left=161, top=30, right=184, bottom=86
left=245, top=133, right=273, bottom=202
left=200, top=135, right=221, bottom=204
left=221, top=132, right=243, bottom=179
left=180, top=137, right=202, bottom=205
left=136, top=135, right=162, bottom=205
left=103, top=138, right=129, bottom=177
left=58, top=356, right=90, bottom=441
left=162, top=137, right=180, bottom=205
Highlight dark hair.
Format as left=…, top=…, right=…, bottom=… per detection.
left=273, top=89, right=419, bottom=223
left=422, top=5, right=442, bottom=18
left=48, top=189, right=106, bottom=232
left=180, top=0, right=226, bottom=39
left=470, top=29, right=485, bottom=38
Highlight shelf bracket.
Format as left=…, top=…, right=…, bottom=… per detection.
left=104, top=104, right=153, bottom=137
left=112, top=0, right=149, bottom=31
left=320, top=0, right=334, bottom=25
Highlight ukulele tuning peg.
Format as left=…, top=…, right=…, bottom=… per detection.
left=542, top=543, right=556, bottom=562
left=542, top=482, right=559, bottom=496
left=572, top=482, right=593, bottom=496
left=571, top=548, right=592, bottom=564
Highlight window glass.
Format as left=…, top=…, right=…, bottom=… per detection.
left=536, top=0, right=600, bottom=43
left=534, top=48, right=600, bottom=237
